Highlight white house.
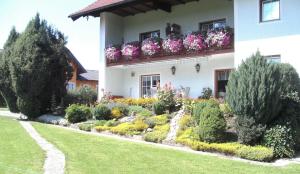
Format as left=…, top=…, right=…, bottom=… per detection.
left=69, top=0, right=300, bottom=99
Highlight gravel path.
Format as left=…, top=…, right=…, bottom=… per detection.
left=164, top=110, right=185, bottom=142
left=20, top=121, right=65, bottom=174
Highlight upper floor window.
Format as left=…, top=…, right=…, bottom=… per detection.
left=265, top=55, right=281, bottom=63
left=260, top=0, right=280, bottom=22
left=199, top=19, right=226, bottom=32
left=140, top=30, right=160, bottom=42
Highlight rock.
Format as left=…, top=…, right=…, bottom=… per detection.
left=147, top=128, right=153, bottom=132
left=119, top=116, right=136, bottom=123
left=37, top=114, right=68, bottom=126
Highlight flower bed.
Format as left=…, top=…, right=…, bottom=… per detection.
left=105, top=28, right=234, bottom=64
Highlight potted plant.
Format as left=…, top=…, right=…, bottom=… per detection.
left=205, top=28, right=233, bottom=49
left=121, top=41, right=140, bottom=60
left=183, top=32, right=206, bottom=52
left=141, top=37, right=161, bottom=57
left=105, top=45, right=121, bottom=63
left=162, top=37, right=184, bottom=55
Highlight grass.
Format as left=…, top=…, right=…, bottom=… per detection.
left=32, top=122, right=300, bottom=174
left=0, top=117, right=44, bottom=174
left=0, top=107, right=8, bottom=111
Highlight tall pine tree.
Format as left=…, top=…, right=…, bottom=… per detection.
left=9, top=14, right=72, bottom=118
left=0, top=27, right=19, bottom=112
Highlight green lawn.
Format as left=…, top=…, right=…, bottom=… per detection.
left=33, top=122, right=300, bottom=174
left=0, top=117, right=44, bottom=174
left=0, top=107, right=8, bottom=111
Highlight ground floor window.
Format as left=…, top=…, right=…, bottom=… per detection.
left=215, top=69, right=232, bottom=98
left=141, top=74, right=160, bottom=97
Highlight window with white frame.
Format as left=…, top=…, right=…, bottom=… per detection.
left=260, top=0, right=280, bottom=22
left=141, top=75, right=160, bottom=97
left=67, top=82, right=76, bottom=91
left=265, top=55, right=281, bottom=63
left=199, top=19, right=226, bottom=32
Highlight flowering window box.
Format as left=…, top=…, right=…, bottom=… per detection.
left=162, top=37, right=184, bottom=55
left=205, top=28, right=233, bottom=50
left=105, top=45, right=121, bottom=63
left=121, top=41, right=140, bottom=60
left=141, top=37, right=161, bottom=57
left=183, top=32, right=206, bottom=53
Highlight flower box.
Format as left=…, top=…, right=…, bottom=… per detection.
left=162, top=37, right=184, bottom=54
left=141, top=37, right=161, bottom=57
left=105, top=45, right=121, bottom=63
left=183, top=33, right=206, bottom=52
left=205, top=28, right=233, bottom=49
left=121, top=41, right=140, bottom=60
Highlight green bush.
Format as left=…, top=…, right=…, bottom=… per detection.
left=144, top=124, right=170, bottom=143
left=153, top=101, right=166, bottom=115
left=236, top=146, right=274, bottom=162
left=104, top=119, right=119, bottom=127
left=192, top=99, right=219, bottom=122
left=110, top=119, right=148, bottom=136
left=78, top=123, right=93, bottom=132
left=262, top=124, right=295, bottom=158
left=198, top=107, right=226, bottom=143
left=65, top=104, right=92, bottom=123
left=94, top=120, right=107, bottom=126
left=200, top=87, right=212, bottom=99
left=226, top=52, right=283, bottom=144
left=65, top=86, right=97, bottom=106
left=93, top=105, right=111, bottom=120
left=145, top=114, right=169, bottom=128
left=157, top=83, right=176, bottom=111
left=128, top=105, right=152, bottom=117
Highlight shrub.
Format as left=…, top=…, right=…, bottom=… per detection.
left=262, top=124, right=295, bottom=158
left=153, top=101, right=166, bottom=115
left=65, top=86, right=97, bottom=106
left=65, top=104, right=92, bottom=123
left=176, top=136, right=274, bottom=162
left=104, top=119, right=120, bottom=127
left=176, top=128, right=200, bottom=142
left=157, top=82, right=176, bottom=111
left=95, top=125, right=111, bottom=132
left=0, top=94, right=6, bottom=107
left=111, top=107, right=122, bottom=119
left=78, top=123, right=93, bottom=132
left=94, top=120, right=107, bottom=126
left=128, top=105, right=152, bottom=117
left=235, top=117, right=266, bottom=145
left=110, top=119, right=148, bottom=136
left=178, top=115, right=194, bottom=131
left=192, top=99, right=219, bottom=122
left=93, top=105, right=111, bottom=120
left=198, top=107, right=226, bottom=143
left=113, top=98, right=157, bottom=109
left=236, top=146, right=274, bottom=162
left=200, top=87, right=212, bottom=99
left=144, top=124, right=170, bottom=143
left=226, top=52, right=283, bottom=144
left=145, top=114, right=169, bottom=128
left=133, top=118, right=149, bottom=131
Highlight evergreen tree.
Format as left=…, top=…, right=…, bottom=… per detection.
left=0, top=27, right=19, bottom=112
left=9, top=14, right=72, bottom=118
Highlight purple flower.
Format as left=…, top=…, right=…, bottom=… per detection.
left=205, top=29, right=232, bottom=48
left=122, top=42, right=140, bottom=59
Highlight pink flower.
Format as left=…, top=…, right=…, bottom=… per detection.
left=183, top=33, right=206, bottom=51
left=121, top=42, right=140, bottom=59
left=205, top=29, right=232, bottom=48
left=162, top=38, right=184, bottom=54
left=141, top=38, right=161, bottom=56
left=105, top=45, right=121, bottom=62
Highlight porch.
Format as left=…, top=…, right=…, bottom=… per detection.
left=105, top=52, right=234, bottom=98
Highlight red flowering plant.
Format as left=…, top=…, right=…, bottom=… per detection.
left=105, top=45, right=121, bottom=63
left=183, top=32, right=206, bottom=52
left=141, top=37, right=161, bottom=57
left=205, top=28, right=233, bottom=49
left=121, top=41, right=140, bottom=60
left=162, top=37, right=184, bottom=54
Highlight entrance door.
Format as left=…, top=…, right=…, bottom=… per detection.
left=214, top=69, right=232, bottom=98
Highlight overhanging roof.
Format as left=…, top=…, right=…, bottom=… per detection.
left=69, top=0, right=198, bottom=21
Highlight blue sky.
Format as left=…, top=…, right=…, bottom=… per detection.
left=0, top=0, right=99, bottom=70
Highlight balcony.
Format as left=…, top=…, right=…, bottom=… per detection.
left=105, top=28, right=234, bottom=67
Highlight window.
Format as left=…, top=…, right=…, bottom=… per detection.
left=265, top=55, right=281, bottom=63
left=260, top=0, right=280, bottom=22
left=141, top=75, right=160, bottom=97
left=67, top=82, right=76, bottom=91
left=200, top=19, right=226, bottom=32
left=215, top=69, right=232, bottom=98
left=140, top=30, right=160, bottom=42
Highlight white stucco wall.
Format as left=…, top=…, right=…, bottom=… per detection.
left=234, top=0, right=300, bottom=73
left=123, top=0, right=234, bottom=42
left=118, top=54, right=234, bottom=98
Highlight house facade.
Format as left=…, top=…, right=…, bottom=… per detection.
left=70, top=0, right=300, bottom=99
left=65, top=47, right=99, bottom=91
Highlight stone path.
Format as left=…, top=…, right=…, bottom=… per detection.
left=0, top=110, right=21, bottom=119
left=164, top=110, right=185, bottom=143
left=19, top=121, right=65, bottom=174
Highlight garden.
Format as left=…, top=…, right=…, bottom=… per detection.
left=54, top=52, right=300, bottom=163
